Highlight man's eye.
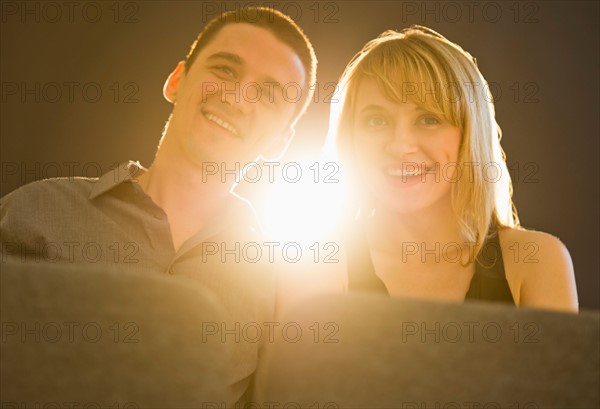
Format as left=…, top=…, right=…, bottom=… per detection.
left=213, top=65, right=236, bottom=78
left=418, top=115, right=441, bottom=126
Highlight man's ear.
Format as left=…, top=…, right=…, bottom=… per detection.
left=163, top=61, right=186, bottom=103
left=262, top=128, right=296, bottom=161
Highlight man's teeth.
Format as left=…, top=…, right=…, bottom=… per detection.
left=204, top=112, right=239, bottom=136
left=387, top=168, right=426, bottom=177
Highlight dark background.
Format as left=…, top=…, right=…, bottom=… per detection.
left=1, top=0, right=598, bottom=309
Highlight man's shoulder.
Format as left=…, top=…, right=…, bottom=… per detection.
left=0, top=161, right=144, bottom=210
left=1, top=177, right=97, bottom=210
left=0, top=178, right=100, bottom=250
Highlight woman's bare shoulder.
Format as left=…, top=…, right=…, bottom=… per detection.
left=497, top=226, right=578, bottom=312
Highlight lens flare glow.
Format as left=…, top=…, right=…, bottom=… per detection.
left=256, top=160, right=348, bottom=244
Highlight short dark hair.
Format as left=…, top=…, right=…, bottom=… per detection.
left=185, top=7, right=317, bottom=125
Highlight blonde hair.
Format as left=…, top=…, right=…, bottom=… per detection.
left=325, top=25, right=519, bottom=261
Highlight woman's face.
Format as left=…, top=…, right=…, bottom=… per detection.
left=352, top=77, right=462, bottom=214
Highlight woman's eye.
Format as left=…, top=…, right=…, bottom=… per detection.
left=366, top=116, right=387, bottom=127
left=418, top=115, right=441, bottom=126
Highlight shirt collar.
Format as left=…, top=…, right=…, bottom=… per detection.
left=89, top=161, right=146, bottom=200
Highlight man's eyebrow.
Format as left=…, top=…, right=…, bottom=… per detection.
left=206, top=52, right=243, bottom=65
left=207, top=51, right=283, bottom=90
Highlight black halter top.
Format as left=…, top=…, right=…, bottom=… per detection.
left=346, top=224, right=515, bottom=304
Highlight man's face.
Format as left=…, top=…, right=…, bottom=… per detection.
left=164, top=23, right=306, bottom=179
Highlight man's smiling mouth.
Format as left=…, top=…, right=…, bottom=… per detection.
left=202, top=111, right=240, bottom=137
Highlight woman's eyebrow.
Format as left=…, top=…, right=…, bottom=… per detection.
left=414, top=105, right=434, bottom=113
left=358, top=104, right=386, bottom=113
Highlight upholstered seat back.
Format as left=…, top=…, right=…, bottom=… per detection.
left=256, top=294, right=600, bottom=409
left=1, top=260, right=234, bottom=408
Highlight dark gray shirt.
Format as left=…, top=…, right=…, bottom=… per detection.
left=0, top=161, right=277, bottom=402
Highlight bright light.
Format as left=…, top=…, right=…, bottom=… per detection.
left=257, top=160, right=348, bottom=244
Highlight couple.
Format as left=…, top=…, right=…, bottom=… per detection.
left=0, top=6, right=578, bottom=404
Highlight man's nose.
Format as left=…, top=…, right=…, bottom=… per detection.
left=221, top=80, right=254, bottom=114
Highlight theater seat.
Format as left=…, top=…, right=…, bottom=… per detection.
left=1, top=260, right=234, bottom=407
left=255, top=294, right=600, bottom=409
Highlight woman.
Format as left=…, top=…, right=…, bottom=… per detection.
left=324, top=25, right=579, bottom=312
left=278, top=26, right=578, bottom=314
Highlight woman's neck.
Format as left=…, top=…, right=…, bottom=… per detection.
left=365, top=195, right=464, bottom=256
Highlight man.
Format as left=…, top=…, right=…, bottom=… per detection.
left=1, top=7, right=317, bottom=404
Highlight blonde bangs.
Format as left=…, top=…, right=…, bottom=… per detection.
left=353, top=37, right=465, bottom=132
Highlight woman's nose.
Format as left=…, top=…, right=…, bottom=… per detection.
left=385, top=123, right=418, bottom=156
